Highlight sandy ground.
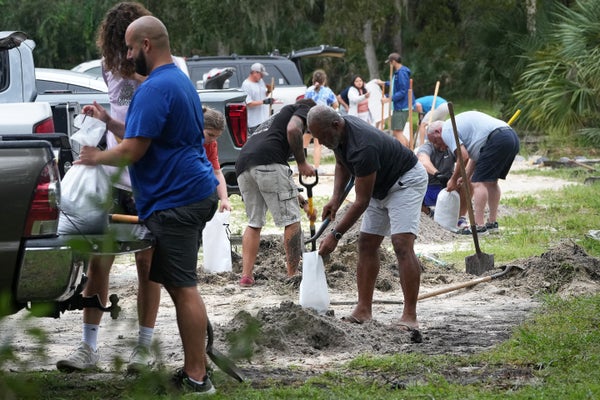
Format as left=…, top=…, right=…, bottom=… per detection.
left=2, top=157, right=599, bottom=387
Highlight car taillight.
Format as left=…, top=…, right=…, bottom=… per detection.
left=33, top=117, right=56, bottom=134
left=25, top=161, right=60, bottom=237
left=226, top=103, right=248, bottom=147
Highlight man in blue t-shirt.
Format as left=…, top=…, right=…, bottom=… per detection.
left=78, top=16, right=218, bottom=395
left=307, top=104, right=427, bottom=343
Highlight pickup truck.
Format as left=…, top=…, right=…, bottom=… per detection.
left=0, top=31, right=75, bottom=136
left=0, top=137, right=154, bottom=318
left=0, top=31, right=248, bottom=319
left=186, top=45, right=346, bottom=114
left=2, top=30, right=248, bottom=195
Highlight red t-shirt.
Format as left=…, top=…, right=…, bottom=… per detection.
left=204, top=141, right=219, bottom=170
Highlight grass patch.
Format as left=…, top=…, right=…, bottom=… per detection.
left=444, top=169, right=600, bottom=266
left=5, top=296, right=597, bottom=398
left=3, top=154, right=600, bottom=399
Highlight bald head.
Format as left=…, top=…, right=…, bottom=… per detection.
left=127, top=15, right=170, bottom=50
left=307, top=105, right=344, bottom=149
left=125, top=15, right=172, bottom=75
left=307, top=105, right=340, bottom=131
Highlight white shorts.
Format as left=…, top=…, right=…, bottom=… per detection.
left=360, top=162, right=427, bottom=237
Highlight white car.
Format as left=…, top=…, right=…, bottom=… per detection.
left=70, top=59, right=103, bottom=78
left=71, top=56, right=189, bottom=79
left=35, top=68, right=110, bottom=112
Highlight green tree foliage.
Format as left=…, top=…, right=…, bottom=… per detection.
left=1, top=0, right=597, bottom=145
left=514, top=0, right=600, bottom=144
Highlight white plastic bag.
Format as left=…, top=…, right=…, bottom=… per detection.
left=434, top=188, right=460, bottom=232
left=69, top=113, right=107, bottom=154
left=58, top=114, right=110, bottom=234
left=202, top=211, right=232, bottom=273
left=299, top=251, right=330, bottom=314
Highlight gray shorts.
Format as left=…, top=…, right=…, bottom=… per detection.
left=237, top=164, right=301, bottom=228
left=145, top=192, right=218, bottom=287
left=361, top=162, right=427, bottom=237
left=391, top=110, right=409, bottom=130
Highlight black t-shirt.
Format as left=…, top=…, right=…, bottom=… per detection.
left=339, top=86, right=350, bottom=105
left=235, top=103, right=311, bottom=176
left=334, top=116, right=418, bottom=200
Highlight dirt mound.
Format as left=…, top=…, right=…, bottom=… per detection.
left=508, top=241, right=600, bottom=297
left=214, top=236, right=600, bottom=371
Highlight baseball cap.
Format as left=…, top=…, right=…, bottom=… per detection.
left=385, top=52, right=401, bottom=63
left=250, top=62, right=268, bottom=75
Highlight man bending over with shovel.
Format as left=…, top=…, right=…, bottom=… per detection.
left=426, top=111, right=520, bottom=235
left=307, top=104, right=427, bottom=343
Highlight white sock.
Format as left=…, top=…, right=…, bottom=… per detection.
left=138, top=325, right=154, bottom=348
left=82, top=323, right=99, bottom=351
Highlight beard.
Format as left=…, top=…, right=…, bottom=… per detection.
left=134, top=51, right=149, bottom=76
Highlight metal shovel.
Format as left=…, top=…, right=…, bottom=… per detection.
left=304, top=176, right=355, bottom=245
left=206, top=319, right=244, bottom=382
left=447, top=102, right=494, bottom=275
left=300, top=170, right=319, bottom=251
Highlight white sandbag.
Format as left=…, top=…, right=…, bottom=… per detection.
left=434, top=188, right=460, bottom=232
left=58, top=114, right=110, bottom=235
left=58, top=164, right=111, bottom=234
left=202, top=211, right=232, bottom=273
left=299, top=251, right=330, bottom=314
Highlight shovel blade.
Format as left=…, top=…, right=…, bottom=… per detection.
left=207, top=347, right=245, bottom=383
left=465, top=252, right=495, bottom=275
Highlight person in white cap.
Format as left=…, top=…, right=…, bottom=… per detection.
left=242, top=62, right=274, bottom=134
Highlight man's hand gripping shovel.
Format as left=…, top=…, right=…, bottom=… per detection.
left=304, top=176, right=356, bottom=245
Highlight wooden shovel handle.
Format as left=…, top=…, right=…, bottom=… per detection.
left=418, top=275, right=492, bottom=300
left=418, top=265, right=515, bottom=300
left=447, top=103, right=482, bottom=254
left=109, top=214, right=140, bottom=224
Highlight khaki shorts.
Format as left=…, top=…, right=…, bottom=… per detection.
left=237, top=164, right=301, bottom=228
left=361, top=162, right=427, bottom=237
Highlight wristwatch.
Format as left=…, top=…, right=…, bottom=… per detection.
left=332, top=229, right=343, bottom=241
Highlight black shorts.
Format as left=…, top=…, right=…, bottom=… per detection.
left=472, top=127, right=520, bottom=182
left=145, top=192, right=218, bottom=287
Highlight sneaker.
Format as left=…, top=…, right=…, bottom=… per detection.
left=56, top=342, right=100, bottom=372
left=239, top=275, right=255, bottom=287
left=428, top=208, right=435, bottom=219
left=485, top=221, right=499, bottom=233
left=458, top=225, right=488, bottom=235
left=172, top=368, right=216, bottom=396
left=457, top=216, right=469, bottom=229
left=127, top=345, right=154, bottom=373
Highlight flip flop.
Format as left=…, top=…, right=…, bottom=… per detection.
left=397, top=323, right=423, bottom=344
left=341, top=315, right=367, bottom=324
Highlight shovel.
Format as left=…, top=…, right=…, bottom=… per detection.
left=305, top=176, right=355, bottom=244
left=206, top=319, right=244, bottom=382
left=300, top=170, right=319, bottom=251
left=330, top=264, right=521, bottom=305
left=447, top=102, right=494, bottom=275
